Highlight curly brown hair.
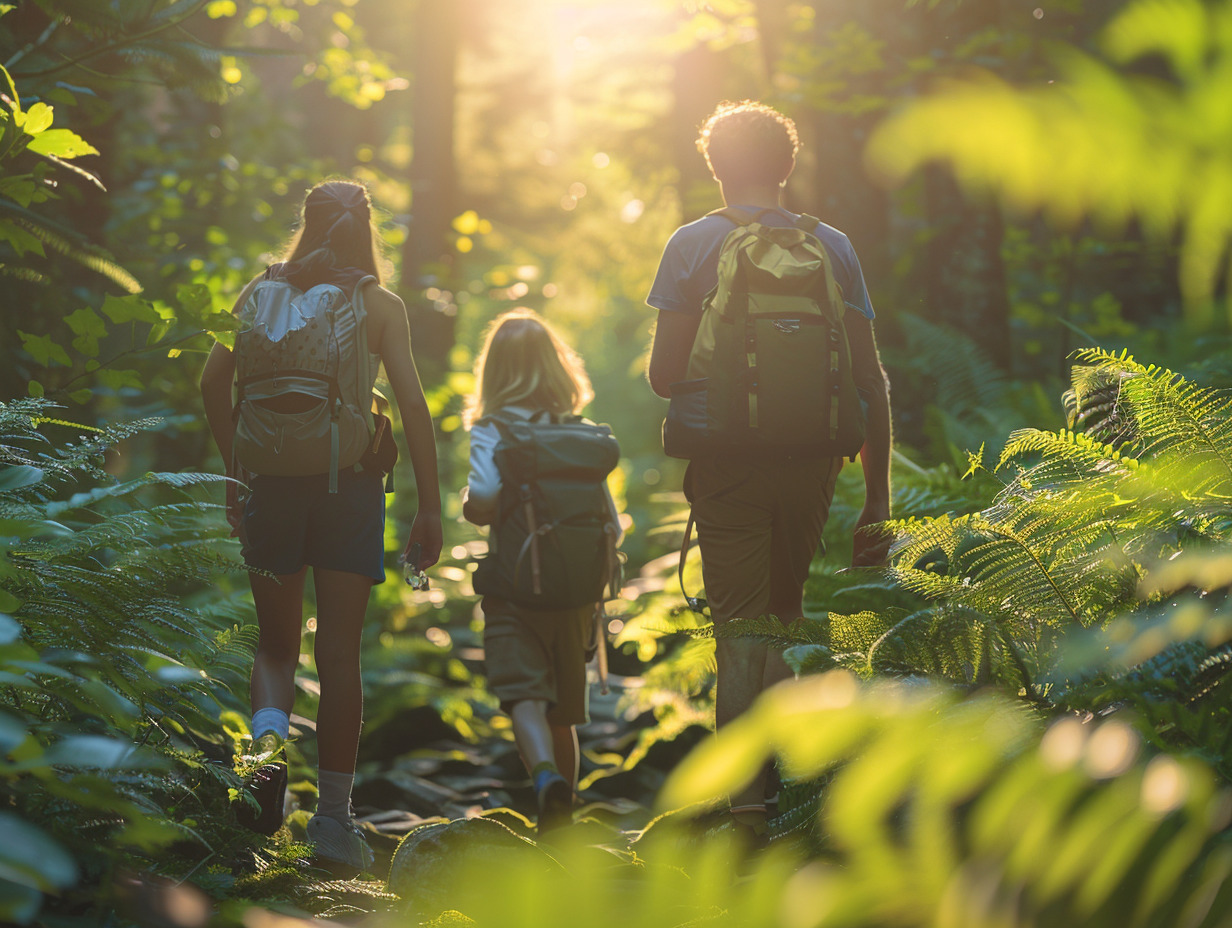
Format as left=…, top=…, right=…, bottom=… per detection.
left=696, top=100, right=800, bottom=187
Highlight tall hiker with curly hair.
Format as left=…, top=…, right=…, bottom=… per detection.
left=646, top=101, right=893, bottom=841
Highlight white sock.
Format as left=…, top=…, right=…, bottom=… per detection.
left=317, top=768, right=355, bottom=822
left=251, top=707, right=290, bottom=741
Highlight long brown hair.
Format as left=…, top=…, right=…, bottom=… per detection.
left=277, top=180, right=388, bottom=284
left=464, top=309, right=594, bottom=428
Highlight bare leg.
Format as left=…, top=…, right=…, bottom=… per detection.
left=312, top=567, right=373, bottom=774
left=250, top=568, right=307, bottom=714
left=550, top=724, right=579, bottom=791
left=509, top=699, right=555, bottom=771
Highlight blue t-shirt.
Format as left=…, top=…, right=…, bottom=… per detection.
left=646, top=206, right=875, bottom=320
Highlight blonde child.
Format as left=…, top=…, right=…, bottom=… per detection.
left=462, top=309, right=618, bottom=835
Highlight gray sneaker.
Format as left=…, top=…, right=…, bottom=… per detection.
left=306, top=814, right=375, bottom=873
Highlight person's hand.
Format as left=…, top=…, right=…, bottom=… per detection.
left=404, top=512, right=443, bottom=569
left=225, top=475, right=244, bottom=538
left=851, top=499, right=892, bottom=568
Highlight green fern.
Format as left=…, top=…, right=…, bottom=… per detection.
left=0, top=399, right=261, bottom=924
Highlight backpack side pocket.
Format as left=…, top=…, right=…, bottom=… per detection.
left=663, top=378, right=709, bottom=460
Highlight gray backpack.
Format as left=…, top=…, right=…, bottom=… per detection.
left=232, top=273, right=379, bottom=493
left=473, top=411, right=622, bottom=610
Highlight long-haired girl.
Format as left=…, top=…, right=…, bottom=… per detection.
left=200, top=180, right=443, bottom=871
left=463, top=309, right=616, bottom=835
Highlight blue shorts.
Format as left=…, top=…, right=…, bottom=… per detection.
left=240, top=468, right=386, bottom=583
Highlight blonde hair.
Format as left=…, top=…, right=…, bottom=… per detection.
left=463, top=309, right=594, bottom=428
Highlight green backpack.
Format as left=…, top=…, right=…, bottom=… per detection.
left=473, top=411, right=622, bottom=611
left=662, top=207, right=866, bottom=461
left=232, top=274, right=381, bottom=493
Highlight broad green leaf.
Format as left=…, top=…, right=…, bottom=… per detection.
left=17, top=102, right=53, bottom=136
left=17, top=331, right=70, bottom=367
left=97, top=368, right=143, bottom=391
left=0, top=176, right=42, bottom=207
left=146, top=322, right=172, bottom=346
left=658, top=712, right=772, bottom=810
left=0, top=709, right=27, bottom=751
left=66, top=307, right=106, bottom=357
left=25, top=128, right=98, bottom=159
left=0, top=812, right=77, bottom=891
left=0, top=465, right=44, bottom=491
left=177, top=282, right=213, bottom=317
left=71, top=335, right=98, bottom=357
left=64, top=306, right=106, bottom=338
left=43, top=735, right=143, bottom=769
left=99, top=293, right=159, bottom=325
left=0, top=222, right=46, bottom=258
left=154, top=665, right=208, bottom=684
left=26, top=381, right=43, bottom=398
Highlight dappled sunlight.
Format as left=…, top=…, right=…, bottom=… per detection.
left=7, top=0, right=1232, bottom=924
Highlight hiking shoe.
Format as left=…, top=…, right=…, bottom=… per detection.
left=536, top=774, right=573, bottom=837
left=236, top=734, right=287, bottom=836
left=306, top=814, right=375, bottom=874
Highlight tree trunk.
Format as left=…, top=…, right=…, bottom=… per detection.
left=401, top=0, right=461, bottom=381
left=670, top=41, right=725, bottom=222
left=921, top=168, right=1012, bottom=368
left=915, top=0, right=1013, bottom=368
left=799, top=0, right=892, bottom=284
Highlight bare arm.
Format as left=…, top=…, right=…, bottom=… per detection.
left=647, top=310, right=700, bottom=398
left=200, top=343, right=236, bottom=467
left=847, top=311, right=892, bottom=567
left=377, top=289, right=443, bottom=569
left=199, top=275, right=261, bottom=470
left=461, top=419, right=500, bottom=527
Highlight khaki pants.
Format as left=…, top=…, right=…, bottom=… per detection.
left=687, top=456, right=842, bottom=811
left=687, top=457, right=842, bottom=624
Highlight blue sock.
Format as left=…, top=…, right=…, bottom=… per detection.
left=533, top=767, right=563, bottom=793
left=251, top=707, right=290, bottom=741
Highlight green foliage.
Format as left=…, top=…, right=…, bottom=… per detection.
left=0, top=399, right=259, bottom=925
left=868, top=0, right=1232, bottom=318
left=659, top=674, right=1232, bottom=928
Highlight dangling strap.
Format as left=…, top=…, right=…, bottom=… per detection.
left=677, top=469, right=757, bottom=615
left=513, top=489, right=548, bottom=596
left=329, top=412, right=340, bottom=494
left=526, top=499, right=541, bottom=595
left=678, top=508, right=707, bottom=614
left=605, top=523, right=623, bottom=601
left=594, top=603, right=610, bottom=696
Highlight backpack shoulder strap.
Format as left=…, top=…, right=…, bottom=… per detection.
left=707, top=206, right=780, bottom=227
left=794, top=213, right=822, bottom=234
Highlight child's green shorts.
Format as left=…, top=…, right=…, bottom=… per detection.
left=481, top=598, right=593, bottom=727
